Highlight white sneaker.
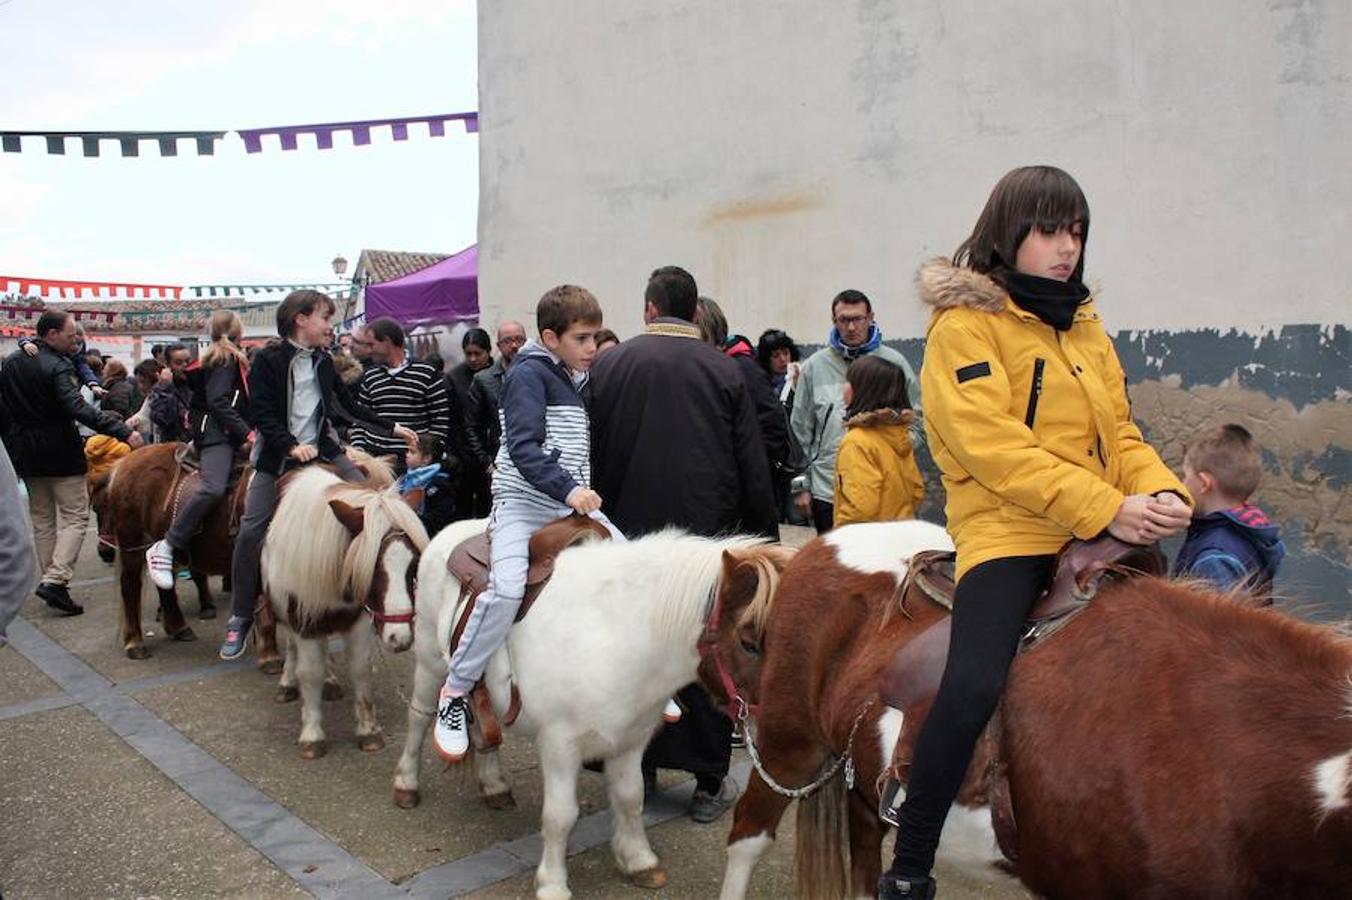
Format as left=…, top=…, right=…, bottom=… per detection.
left=663, top=698, right=682, bottom=724
left=145, top=539, right=176, bottom=591
left=433, top=687, right=471, bottom=763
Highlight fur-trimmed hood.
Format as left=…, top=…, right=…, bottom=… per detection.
left=915, top=257, right=1010, bottom=312
left=332, top=352, right=365, bottom=386
left=843, top=407, right=915, bottom=430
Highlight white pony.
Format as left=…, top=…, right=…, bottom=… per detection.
left=393, top=517, right=782, bottom=900
left=262, top=465, right=427, bottom=759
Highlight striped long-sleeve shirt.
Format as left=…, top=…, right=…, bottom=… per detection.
left=350, top=360, right=451, bottom=455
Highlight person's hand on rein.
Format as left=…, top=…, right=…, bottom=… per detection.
left=1141, top=491, right=1191, bottom=542
left=566, top=487, right=602, bottom=516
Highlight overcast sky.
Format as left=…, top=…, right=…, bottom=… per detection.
left=1, top=0, right=479, bottom=289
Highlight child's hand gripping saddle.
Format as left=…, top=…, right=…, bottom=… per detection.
left=445, top=514, right=612, bottom=750
left=875, top=533, right=1167, bottom=861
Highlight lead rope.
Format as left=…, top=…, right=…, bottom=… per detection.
left=736, top=696, right=876, bottom=799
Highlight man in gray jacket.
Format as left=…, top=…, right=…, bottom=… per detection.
left=790, top=290, right=922, bottom=532
left=0, top=439, right=38, bottom=644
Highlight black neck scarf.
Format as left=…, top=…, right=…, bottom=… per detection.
left=999, top=270, right=1090, bottom=331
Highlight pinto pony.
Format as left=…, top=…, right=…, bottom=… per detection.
left=703, top=520, right=1352, bottom=899
left=90, top=443, right=266, bottom=661
left=395, top=519, right=794, bottom=900
left=261, top=465, right=426, bottom=759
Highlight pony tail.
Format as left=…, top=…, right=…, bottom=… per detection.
left=794, top=770, right=850, bottom=899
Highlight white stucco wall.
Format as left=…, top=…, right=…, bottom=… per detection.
left=477, top=1, right=1350, bottom=343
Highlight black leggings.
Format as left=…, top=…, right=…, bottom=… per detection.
left=891, top=554, right=1056, bottom=877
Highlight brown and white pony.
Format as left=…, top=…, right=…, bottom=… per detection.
left=261, top=465, right=426, bottom=759
left=704, top=520, right=1352, bottom=899
left=91, top=443, right=256, bottom=660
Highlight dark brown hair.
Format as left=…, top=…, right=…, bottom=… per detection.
left=845, top=355, right=911, bottom=418
left=955, top=166, right=1091, bottom=282
left=645, top=266, right=699, bottom=321
left=537, top=284, right=602, bottom=336
left=35, top=310, right=69, bottom=338
left=594, top=328, right=620, bottom=347
left=1184, top=423, right=1263, bottom=499
left=275, top=289, right=336, bottom=338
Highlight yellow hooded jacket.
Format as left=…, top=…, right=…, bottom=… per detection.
left=917, top=260, right=1188, bottom=580
left=833, top=408, right=925, bottom=527
left=84, top=434, right=131, bottom=486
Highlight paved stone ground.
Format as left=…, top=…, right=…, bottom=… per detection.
left=0, top=525, right=1032, bottom=899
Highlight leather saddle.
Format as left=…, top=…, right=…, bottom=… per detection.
left=444, top=514, right=612, bottom=750
left=876, top=533, right=1167, bottom=859
left=165, top=443, right=249, bottom=539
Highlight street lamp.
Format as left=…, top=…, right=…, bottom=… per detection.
left=331, top=254, right=348, bottom=279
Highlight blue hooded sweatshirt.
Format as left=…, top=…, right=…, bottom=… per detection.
left=1174, top=504, right=1285, bottom=595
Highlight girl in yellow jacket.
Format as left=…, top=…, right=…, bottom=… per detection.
left=879, top=166, right=1193, bottom=900
left=833, top=355, right=924, bottom=526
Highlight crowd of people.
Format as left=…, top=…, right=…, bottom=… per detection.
left=0, top=166, right=1292, bottom=895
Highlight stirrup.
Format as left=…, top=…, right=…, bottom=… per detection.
left=878, top=775, right=905, bottom=828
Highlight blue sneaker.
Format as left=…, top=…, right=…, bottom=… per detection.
left=218, top=616, right=252, bottom=660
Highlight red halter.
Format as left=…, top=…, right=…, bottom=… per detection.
left=697, top=585, right=759, bottom=720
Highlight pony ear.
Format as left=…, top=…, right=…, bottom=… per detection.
left=719, top=550, right=761, bottom=615
left=329, top=498, right=365, bottom=535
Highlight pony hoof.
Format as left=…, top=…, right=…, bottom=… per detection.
left=125, top=645, right=151, bottom=660
left=275, top=685, right=300, bottom=704
left=198, top=605, right=217, bottom=620
left=358, top=733, right=386, bottom=753
left=170, top=627, right=197, bottom=642
left=625, top=866, right=668, bottom=890
left=298, top=740, right=327, bottom=760
left=482, top=791, right=517, bottom=811
left=322, top=681, right=345, bottom=702
left=257, top=657, right=284, bottom=676
left=393, top=788, right=421, bottom=809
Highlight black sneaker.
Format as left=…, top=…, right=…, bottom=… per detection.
left=879, top=872, right=937, bottom=899
left=218, top=615, right=252, bottom=660
left=689, top=776, right=738, bottom=823
left=36, top=582, right=83, bottom=616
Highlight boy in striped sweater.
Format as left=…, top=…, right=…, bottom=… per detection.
left=433, top=285, right=623, bottom=761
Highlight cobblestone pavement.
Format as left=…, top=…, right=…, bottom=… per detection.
left=0, top=524, right=1030, bottom=899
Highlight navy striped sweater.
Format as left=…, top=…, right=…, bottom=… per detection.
left=491, top=342, right=591, bottom=510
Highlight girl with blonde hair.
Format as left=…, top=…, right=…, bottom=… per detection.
left=145, top=310, right=252, bottom=589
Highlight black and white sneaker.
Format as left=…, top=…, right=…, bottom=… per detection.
left=433, top=687, right=472, bottom=763
left=878, top=872, right=937, bottom=899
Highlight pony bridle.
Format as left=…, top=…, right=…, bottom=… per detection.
left=697, top=586, right=760, bottom=721
left=363, top=530, right=417, bottom=628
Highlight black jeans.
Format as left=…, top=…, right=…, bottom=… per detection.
left=810, top=498, right=834, bottom=534
left=891, top=554, right=1056, bottom=877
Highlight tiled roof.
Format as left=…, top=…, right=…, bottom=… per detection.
left=355, top=249, right=451, bottom=284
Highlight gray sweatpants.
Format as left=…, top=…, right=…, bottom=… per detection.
left=165, top=443, right=234, bottom=551
left=445, top=501, right=623, bottom=695
left=229, top=455, right=363, bottom=620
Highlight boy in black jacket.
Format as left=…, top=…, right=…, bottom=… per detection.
left=218, top=291, right=416, bottom=659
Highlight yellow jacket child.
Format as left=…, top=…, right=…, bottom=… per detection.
left=918, top=258, right=1188, bottom=579
left=831, top=354, right=924, bottom=528
left=834, top=408, right=924, bottom=526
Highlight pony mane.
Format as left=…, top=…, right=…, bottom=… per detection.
left=563, top=529, right=771, bottom=643
left=342, top=447, right=396, bottom=488
left=335, top=484, right=429, bottom=606
left=735, top=545, right=798, bottom=641
left=263, top=468, right=426, bottom=629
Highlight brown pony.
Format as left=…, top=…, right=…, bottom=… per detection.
left=703, top=521, right=1352, bottom=899
left=91, top=443, right=279, bottom=665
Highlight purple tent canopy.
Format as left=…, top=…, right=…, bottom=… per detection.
left=363, top=245, right=478, bottom=327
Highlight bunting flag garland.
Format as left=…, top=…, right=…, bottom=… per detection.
left=0, top=131, right=227, bottom=158
left=237, top=112, right=478, bottom=153
left=0, top=275, right=182, bottom=299
left=1, top=112, right=477, bottom=159
left=186, top=282, right=351, bottom=297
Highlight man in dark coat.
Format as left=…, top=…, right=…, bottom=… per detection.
left=0, top=311, right=143, bottom=615
left=464, top=320, right=527, bottom=483
left=590, top=266, right=778, bottom=823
